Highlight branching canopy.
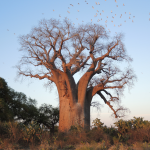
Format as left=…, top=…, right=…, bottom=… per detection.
left=16, top=19, right=136, bottom=118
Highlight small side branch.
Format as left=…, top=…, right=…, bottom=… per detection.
left=17, top=65, right=55, bottom=82
left=97, top=91, right=123, bottom=118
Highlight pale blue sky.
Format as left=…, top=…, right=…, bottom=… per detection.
left=0, top=0, right=150, bottom=127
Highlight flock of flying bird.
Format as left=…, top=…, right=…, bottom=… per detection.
left=55, top=0, right=150, bottom=33
left=63, top=1, right=134, bottom=32
left=7, top=0, right=150, bottom=34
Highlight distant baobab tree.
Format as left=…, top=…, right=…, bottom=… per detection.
left=16, top=19, right=136, bottom=132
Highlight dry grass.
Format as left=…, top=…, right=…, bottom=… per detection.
left=0, top=121, right=150, bottom=150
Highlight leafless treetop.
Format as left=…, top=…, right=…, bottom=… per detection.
left=16, top=19, right=136, bottom=118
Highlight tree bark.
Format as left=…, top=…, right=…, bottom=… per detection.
left=58, top=96, right=91, bottom=132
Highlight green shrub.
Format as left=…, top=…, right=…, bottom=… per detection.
left=92, top=118, right=104, bottom=129
left=20, top=121, right=42, bottom=144
left=69, top=124, right=83, bottom=134
left=131, top=117, right=150, bottom=130
left=102, top=125, right=117, bottom=137
left=114, top=117, right=150, bottom=143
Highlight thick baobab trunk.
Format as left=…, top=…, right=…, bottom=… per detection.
left=58, top=96, right=91, bottom=132
left=56, top=70, right=92, bottom=132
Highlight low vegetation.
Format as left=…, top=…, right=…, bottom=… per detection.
left=0, top=117, right=150, bottom=150
left=1, top=78, right=149, bottom=149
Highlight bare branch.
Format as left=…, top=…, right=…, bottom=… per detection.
left=96, top=91, right=128, bottom=118
left=16, top=65, right=54, bottom=82
left=71, top=55, right=90, bottom=75
left=95, top=41, right=119, bottom=62
left=90, top=101, right=102, bottom=112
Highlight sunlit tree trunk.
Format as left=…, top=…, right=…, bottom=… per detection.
left=58, top=96, right=91, bottom=132
left=55, top=66, right=94, bottom=132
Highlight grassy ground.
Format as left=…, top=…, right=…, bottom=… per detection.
left=1, top=141, right=150, bottom=150
left=0, top=121, right=150, bottom=150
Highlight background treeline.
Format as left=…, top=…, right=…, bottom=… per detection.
left=0, top=77, right=59, bottom=134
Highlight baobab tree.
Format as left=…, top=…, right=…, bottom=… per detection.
left=16, top=19, right=136, bottom=132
